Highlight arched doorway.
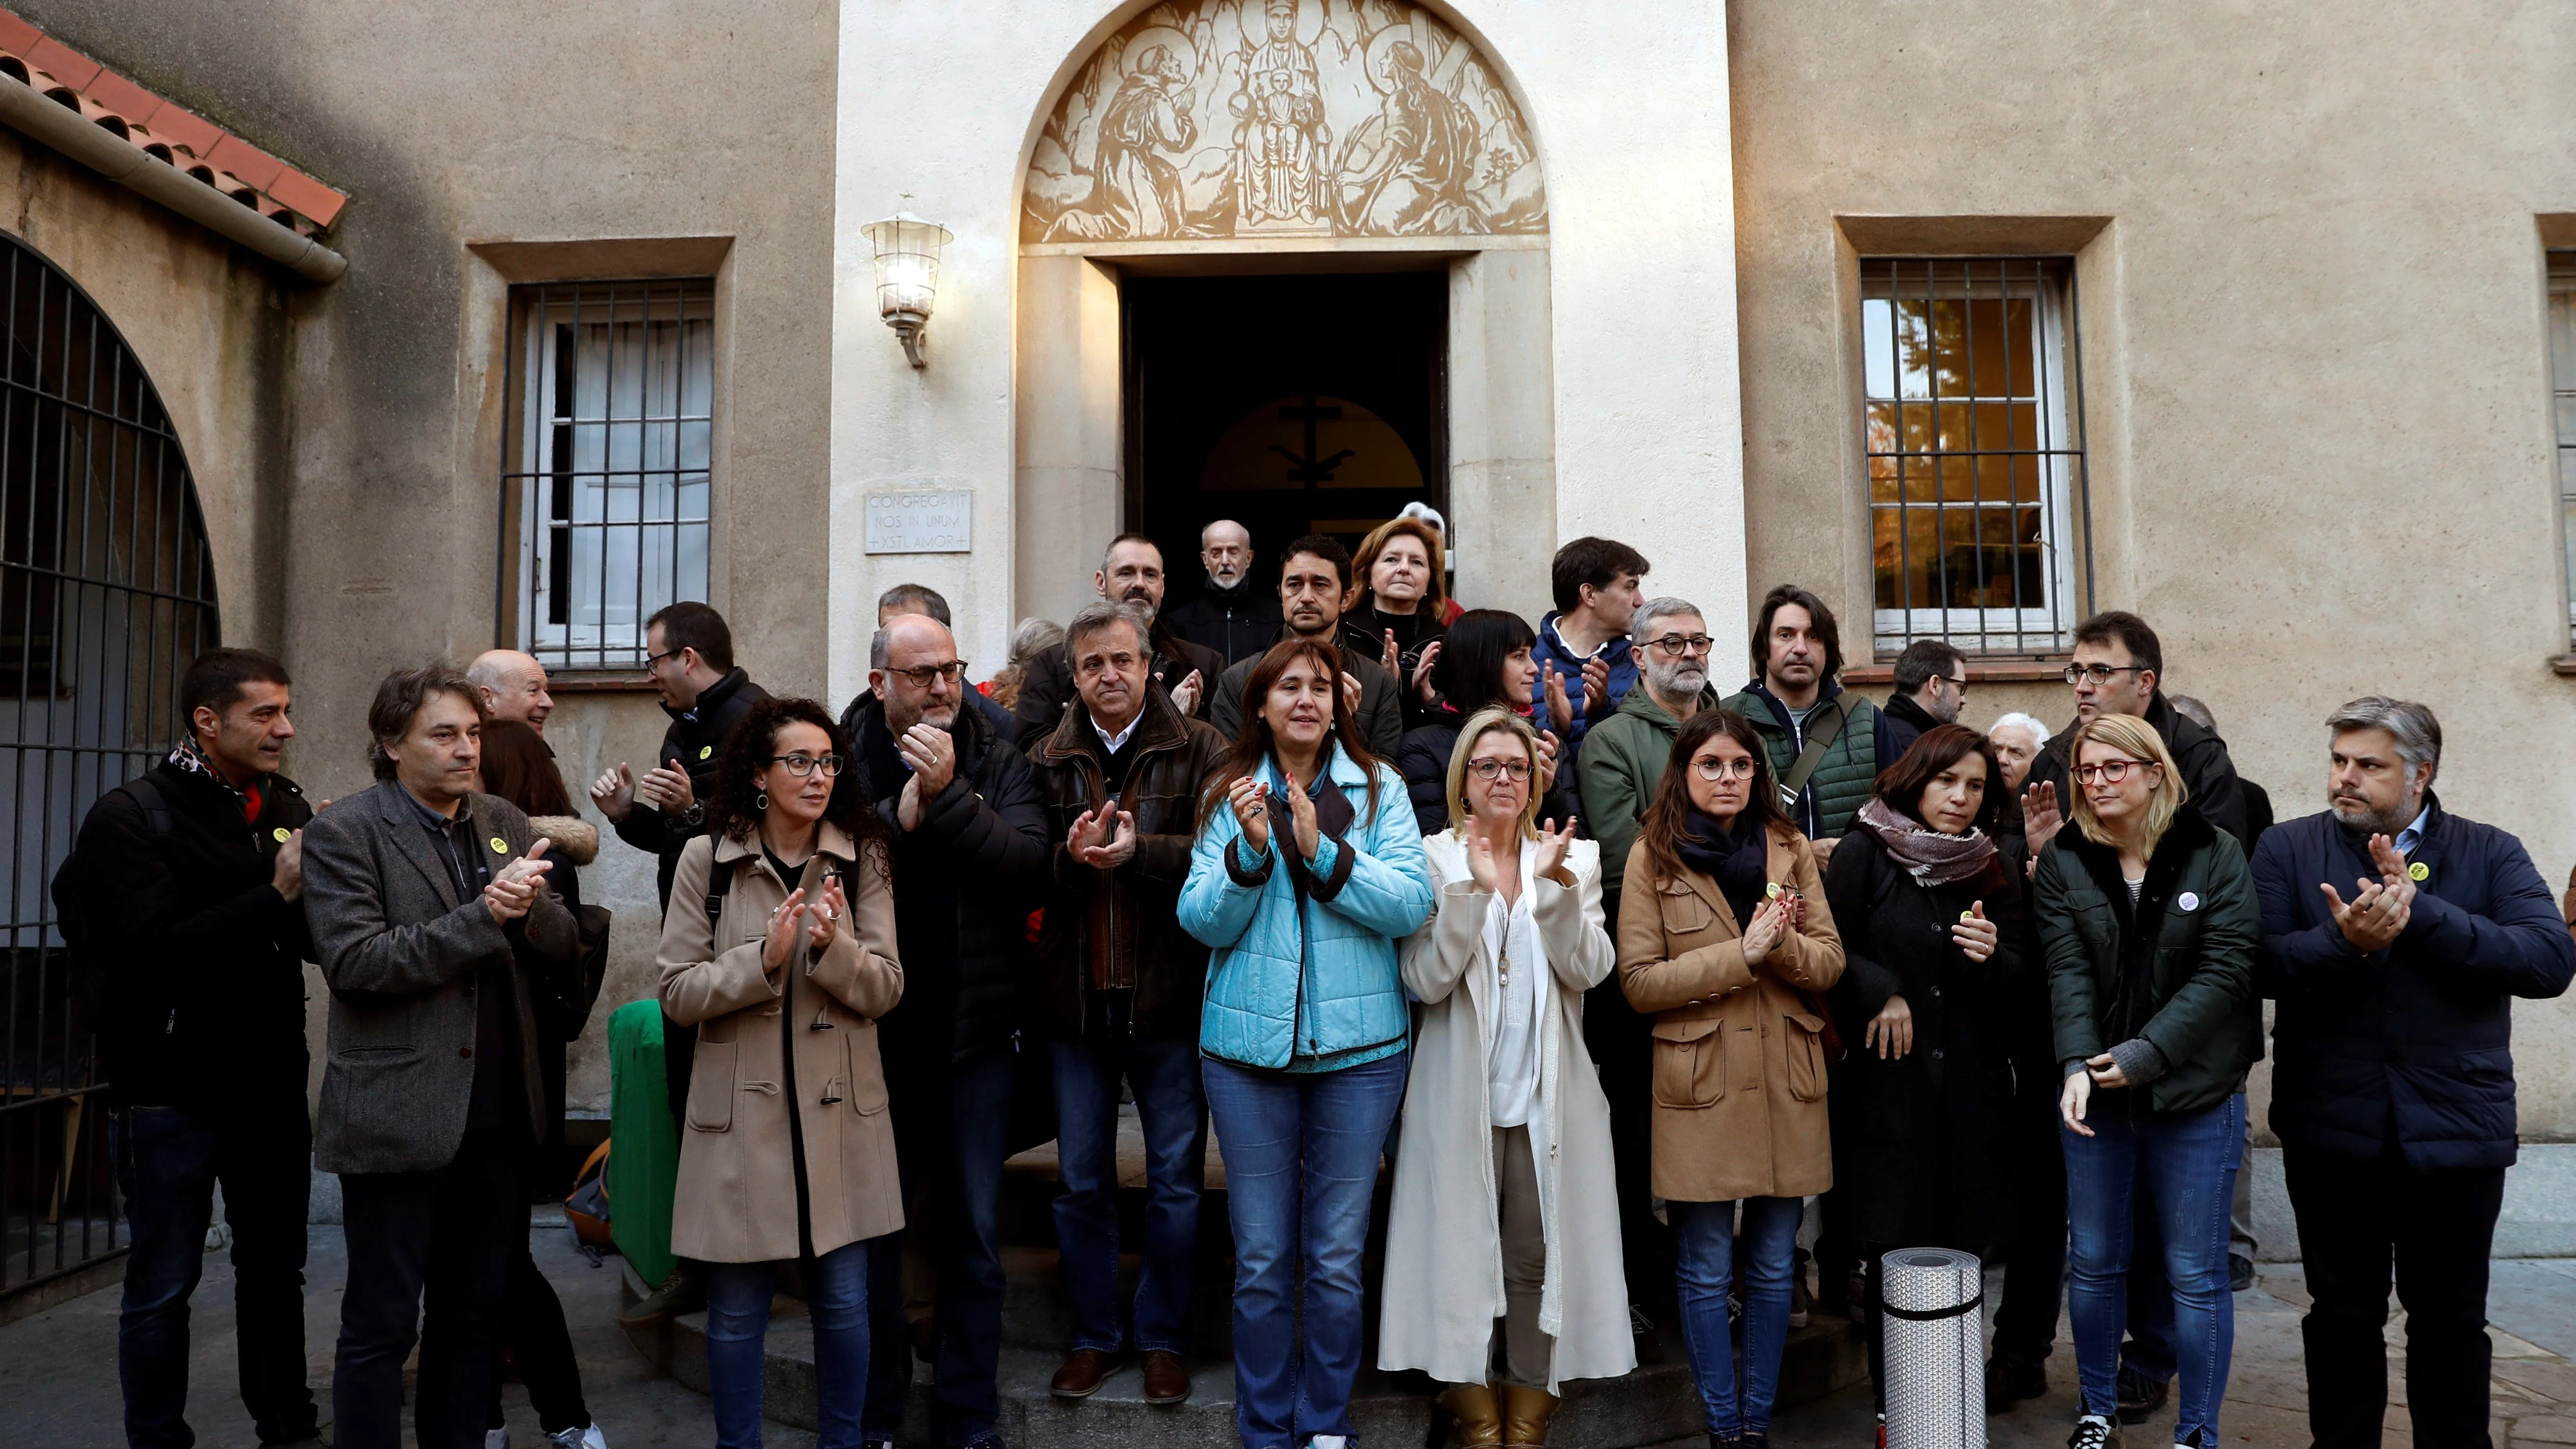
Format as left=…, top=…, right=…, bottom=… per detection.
left=1015, top=0, right=1558, bottom=626
left=0, top=233, right=220, bottom=1297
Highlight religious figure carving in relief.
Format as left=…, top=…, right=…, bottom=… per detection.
left=1022, top=0, right=1546, bottom=244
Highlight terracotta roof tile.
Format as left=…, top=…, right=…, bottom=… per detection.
left=0, top=4, right=343, bottom=237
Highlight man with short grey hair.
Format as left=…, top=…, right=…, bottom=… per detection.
left=466, top=648, right=554, bottom=733
left=838, top=581, right=1017, bottom=745
left=2253, top=696, right=2573, bottom=1449
left=1165, top=518, right=1283, bottom=665
left=1011, top=534, right=1226, bottom=744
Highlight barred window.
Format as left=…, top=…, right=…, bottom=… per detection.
left=2548, top=256, right=2576, bottom=635
left=1862, top=258, right=2089, bottom=656
left=504, top=279, right=713, bottom=670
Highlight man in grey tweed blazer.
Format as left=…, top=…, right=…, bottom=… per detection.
left=302, top=665, right=577, bottom=1449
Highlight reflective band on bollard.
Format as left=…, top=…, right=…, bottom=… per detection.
left=1881, top=1247, right=1985, bottom=1449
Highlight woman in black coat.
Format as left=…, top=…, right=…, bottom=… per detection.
left=1821, top=723, right=2029, bottom=1428
left=1395, top=609, right=1577, bottom=835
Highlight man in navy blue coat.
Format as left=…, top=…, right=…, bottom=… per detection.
left=2253, top=696, right=2573, bottom=1449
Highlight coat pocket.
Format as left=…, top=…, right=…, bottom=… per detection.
left=1659, top=884, right=1714, bottom=938
left=1650, top=1016, right=1725, bottom=1108
left=688, top=1038, right=738, bottom=1132
left=1784, top=1010, right=1829, bottom=1102
left=845, top=1030, right=891, bottom=1116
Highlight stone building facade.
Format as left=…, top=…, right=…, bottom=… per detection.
left=6, top=0, right=2573, bottom=1163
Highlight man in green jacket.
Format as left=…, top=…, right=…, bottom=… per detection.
left=1720, top=584, right=1878, bottom=867
left=1574, top=594, right=1722, bottom=1358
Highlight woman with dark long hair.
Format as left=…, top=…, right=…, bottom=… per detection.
left=472, top=719, right=610, bottom=1449
left=1179, top=638, right=1433, bottom=1449
left=1618, top=709, right=1844, bottom=1449
left=1394, top=608, right=1577, bottom=835
left=657, top=697, right=903, bottom=1447
left=1821, top=722, right=2029, bottom=1442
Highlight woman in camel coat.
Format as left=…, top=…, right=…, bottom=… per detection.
left=657, top=696, right=903, bottom=1446
left=1619, top=708, right=1843, bottom=1449
left=1381, top=709, right=1633, bottom=1449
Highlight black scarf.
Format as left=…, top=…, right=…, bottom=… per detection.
left=1678, top=806, right=1770, bottom=929
left=1265, top=763, right=1356, bottom=898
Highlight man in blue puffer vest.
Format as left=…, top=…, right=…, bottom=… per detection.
left=2253, top=696, right=2573, bottom=1449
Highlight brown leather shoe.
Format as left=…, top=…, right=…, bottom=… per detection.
left=1049, top=1347, right=1118, bottom=1399
left=1141, top=1349, right=1190, bottom=1405
left=1437, top=1383, right=1503, bottom=1448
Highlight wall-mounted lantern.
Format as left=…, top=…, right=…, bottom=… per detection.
left=863, top=212, right=951, bottom=368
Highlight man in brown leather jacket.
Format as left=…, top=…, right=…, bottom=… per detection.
left=1023, top=602, right=1230, bottom=1407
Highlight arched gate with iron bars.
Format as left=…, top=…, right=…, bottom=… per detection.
left=0, top=233, right=220, bottom=1300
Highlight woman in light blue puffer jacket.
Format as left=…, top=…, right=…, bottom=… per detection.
left=1180, top=637, right=1433, bottom=1449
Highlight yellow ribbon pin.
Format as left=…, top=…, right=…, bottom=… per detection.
left=489, top=837, right=510, bottom=855
left=272, top=827, right=291, bottom=843
left=2408, top=861, right=2429, bottom=882
left=699, top=745, right=712, bottom=760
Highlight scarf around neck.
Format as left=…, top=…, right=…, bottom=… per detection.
left=1856, top=795, right=1996, bottom=885
left=1678, top=806, right=1771, bottom=928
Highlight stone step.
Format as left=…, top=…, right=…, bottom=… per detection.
left=622, top=1258, right=1867, bottom=1446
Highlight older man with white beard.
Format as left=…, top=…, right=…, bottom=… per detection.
left=1574, top=594, right=1724, bottom=1363
left=1162, top=518, right=1283, bottom=666
left=2253, top=697, right=2572, bottom=1449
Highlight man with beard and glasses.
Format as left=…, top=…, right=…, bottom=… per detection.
left=1011, top=534, right=1226, bottom=746
left=1576, top=595, right=1724, bottom=1364
left=2252, top=697, right=2570, bottom=1449
left=1163, top=518, right=1283, bottom=666
left=1877, top=637, right=1967, bottom=762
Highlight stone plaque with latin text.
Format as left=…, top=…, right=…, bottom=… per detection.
left=863, top=489, right=973, bottom=553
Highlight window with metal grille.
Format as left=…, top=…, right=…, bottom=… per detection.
left=502, top=280, right=713, bottom=670
left=2547, top=256, right=2576, bottom=636
left=1861, top=257, right=2090, bottom=657
left=0, top=233, right=217, bottom=1298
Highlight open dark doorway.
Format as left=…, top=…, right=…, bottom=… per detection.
left=1124, top=271, right=1444, bottom=612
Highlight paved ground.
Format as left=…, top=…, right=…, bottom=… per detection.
left=2, top=1215, right=2570, bottom=1448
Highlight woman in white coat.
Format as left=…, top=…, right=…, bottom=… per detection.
left=1381, top=707, right=1634, bottom=1448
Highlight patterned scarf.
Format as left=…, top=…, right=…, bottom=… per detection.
left=1855, top=796, right=1994, bottom=885
left=167, top=737, right=262, bottom=822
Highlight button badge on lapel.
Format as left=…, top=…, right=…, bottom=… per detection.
left=489, top=836, right=510, bottom=855
left=2408, top=862, right=2430, bottom=882
left=2177, top=891, right=2200, bottom=913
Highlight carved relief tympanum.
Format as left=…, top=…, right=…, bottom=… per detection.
left=1024, top=0, right=1546, bottom=242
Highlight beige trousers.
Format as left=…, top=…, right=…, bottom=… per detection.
left=1488, top=1123, right=1555, bottom=1389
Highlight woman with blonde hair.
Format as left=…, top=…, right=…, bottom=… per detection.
left=1382, top=708, right=1631, bottom=1448
left=1342, top=515, right=1449, bottom=723
left=2034, top=712, right=2260, bottom=1449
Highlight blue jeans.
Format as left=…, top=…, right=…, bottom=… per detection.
left=111, top=1101, right=317, bottom=1449
left=1202, top=1049, right=1408, bottom=1449
left=707, top=1239, right=870, bottom=1449
left=1671, top=1196, right=1804, bottom=1437
left=860, top=1044, right=1013, bottom=1447
left=2063, top=1091, right=2244, bottom=1444
left=1052, top=1005, right=1206, bottom=1355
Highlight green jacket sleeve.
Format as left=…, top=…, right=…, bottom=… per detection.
left=2032, top=845, right=2105, bottom=1075
left=1580, top=718, right=1645, bottom=894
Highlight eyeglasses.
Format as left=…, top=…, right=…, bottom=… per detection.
left=884, top=661, right=969, bottom=688
left=1646, top=634, right=1715, bottom=657
left=1468, top=758, right=1532, bottom=782
left=768, top=753, right=845, bottom=778
left=2072, top=758, right=2154, bottom=785
left=2062, top=663, right=2144, bottom=686
left=1690, top=756, right=1758, bottom=782
left=643, top=647, right=683, bottom=670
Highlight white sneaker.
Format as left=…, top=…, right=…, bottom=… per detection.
left=2067, top=1414, right=2121, bottom=1449
left=546, top=1427, right=608, bottom=1449
left=484, top=1432, right=509, bottom=1449
left=1309, top=1438, right=1349, bottom=1449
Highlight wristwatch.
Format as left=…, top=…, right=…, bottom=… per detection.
left=681, top=801, right=706, bottom=827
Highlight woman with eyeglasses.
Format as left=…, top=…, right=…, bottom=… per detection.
left=658, top=696, right=904, bottom=1447
left=1819, top=723, right=2030, bottom=1442
left=1395, top=609, right=1579, bottom=835
left=1180, top=638, right=1433, bottom=1449
left=2034, top=713, right=2260, bottom=1449
left=1618, top=709, right=1843, bottom=1449
left=1380, top=708, right=1630, bottom=1448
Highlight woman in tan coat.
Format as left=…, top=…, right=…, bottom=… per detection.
left=1382, top=709, right=1632, bottom=1449
left=1618, top=709, right=1843, bottom=1449
left=657, top=696, right=903, bottom=1448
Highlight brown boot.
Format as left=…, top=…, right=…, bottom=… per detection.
left=1436, top=1383, right=1504, bottom=1448
left=1498, top=1382, right=1560, bottom=1448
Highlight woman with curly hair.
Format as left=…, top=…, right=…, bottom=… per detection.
left=657, top=696, right=903, bottom=1447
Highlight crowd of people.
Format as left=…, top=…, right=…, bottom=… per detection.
left=62, top=514, right=2576, bottom=1449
